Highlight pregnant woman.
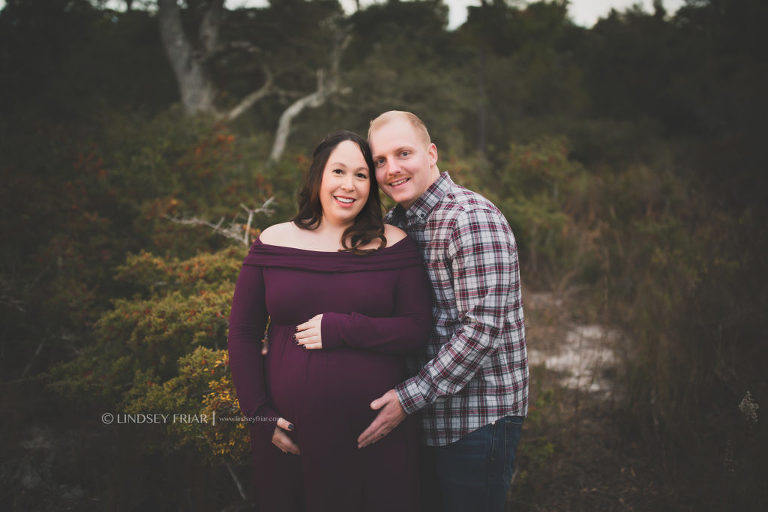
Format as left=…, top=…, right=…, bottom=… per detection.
left=227, top=130, right=432, bottom=512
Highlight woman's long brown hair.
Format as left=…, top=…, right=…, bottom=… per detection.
left=292, top=130, right=386, bottom=255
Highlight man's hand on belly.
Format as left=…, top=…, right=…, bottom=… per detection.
left=357, top=389, right=407, bottom=449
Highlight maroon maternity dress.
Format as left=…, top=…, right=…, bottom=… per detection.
left=228, top=236, right=432, bottom=512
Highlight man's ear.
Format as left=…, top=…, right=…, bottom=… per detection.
left=428, top=143, right=438, bottom=167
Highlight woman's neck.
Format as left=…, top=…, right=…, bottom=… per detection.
left=314, top=218, right=352, bottom=241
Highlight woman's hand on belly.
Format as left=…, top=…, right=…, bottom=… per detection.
left=272, top=417, right=300, bottom=455
left=295, top=314, right=323, bottom=350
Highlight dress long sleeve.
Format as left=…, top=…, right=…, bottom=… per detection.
left=227, top=259, right=279, bottom=440
left=320, top=260, right=433, bottom=354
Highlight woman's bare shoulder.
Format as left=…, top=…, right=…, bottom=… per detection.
left=259, top=222, right=298, bottom=245
left=384, top=224, right=408, bottom=245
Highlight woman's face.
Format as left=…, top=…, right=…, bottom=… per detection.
left=318, top=140, right=371, bottom=227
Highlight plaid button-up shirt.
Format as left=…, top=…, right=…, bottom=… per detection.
left=388, top=172, right=529, bottom=446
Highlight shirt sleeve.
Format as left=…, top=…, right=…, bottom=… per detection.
left=227, top=258, right=279, bottom=441
left=320, top=255, right=433, bottom=354
left=394, top=208, right=524, bottom=414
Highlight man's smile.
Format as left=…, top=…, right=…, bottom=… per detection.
left=388, top=177, right=410, bottom=187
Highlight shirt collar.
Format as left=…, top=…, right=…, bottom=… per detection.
left=394, top=172, right=452, bottom=225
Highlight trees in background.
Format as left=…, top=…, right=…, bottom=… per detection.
left=156, top=0, right=355, bottom=161
left=1, top=0, right=765, bottom=508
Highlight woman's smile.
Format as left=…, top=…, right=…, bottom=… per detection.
left=333, top=195, right=356, bottom=206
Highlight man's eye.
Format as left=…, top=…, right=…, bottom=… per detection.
left=400, top=151, right=410, bottom=157
left=374, top=159, right=385, bottom=167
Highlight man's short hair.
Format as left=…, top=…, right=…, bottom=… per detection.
left=368, top=110, right=432, bottom=147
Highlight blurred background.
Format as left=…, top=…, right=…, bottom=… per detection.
left=1, top=0, right=766, bottom=510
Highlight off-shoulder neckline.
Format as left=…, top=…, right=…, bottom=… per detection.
left=253, top=235, right=410, bottom=254
left=244, top=235, right=419, bottom=271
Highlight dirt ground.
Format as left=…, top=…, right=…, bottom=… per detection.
left=507, top=289, right=760, bottom=512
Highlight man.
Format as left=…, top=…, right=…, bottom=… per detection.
left=358, top=111, right=529, bottom=512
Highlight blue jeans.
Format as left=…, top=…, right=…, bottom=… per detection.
left=422, top=416, right=524, bottom=512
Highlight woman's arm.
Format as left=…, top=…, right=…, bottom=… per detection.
left=227, top=261, right=279, bottom=440
left=311, top=260, right=433, bottom=354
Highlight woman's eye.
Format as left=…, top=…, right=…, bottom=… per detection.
left=332, top=168, right=343, bottom=174
left=357, top=173, right=368, bottom=179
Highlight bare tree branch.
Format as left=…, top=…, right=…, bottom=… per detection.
left=274, top=89, right=311, bottom=101
left=224, top=461, right=247, bottom=501
left=21, top=341, right=45, bottom=378
left=207, top=40, right=263, bottom=62
left=0, top=286, right=26, bottom=313
left=240, top=198, right=276, bottom=246
left=226, top=68, right=274, bottom=122
left=267, top=32, right=352, bottom=163
left=268, top=69, right=327, bottom=163
left=164, top=197, right=276, bottom=247
left=158, top=3, right=348, bottom=123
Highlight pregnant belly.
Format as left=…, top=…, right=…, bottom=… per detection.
left=264, top=326, right=405, bottom=429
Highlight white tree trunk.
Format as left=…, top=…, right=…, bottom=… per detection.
left=157, top=0, right=220, bottom=115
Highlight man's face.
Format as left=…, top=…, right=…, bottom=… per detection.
left=369, top=117, right=438, bottom=210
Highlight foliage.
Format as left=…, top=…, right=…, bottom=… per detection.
left=2, top=0, right=766, bottom=507
left=48, top=247, right=251, bottom=462
left=514, top=386, right=557, bottom=488
left=127, top=347, right=250, bottom=463
left=448, top=136, right=602, bottom=291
